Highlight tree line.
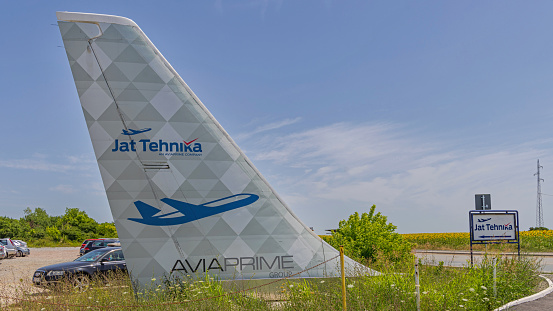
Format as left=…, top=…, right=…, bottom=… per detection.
left=0, top=204, right=406, bottom=256
left=0, top=207, right=117, bottom=246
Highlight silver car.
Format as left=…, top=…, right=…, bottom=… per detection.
left=13, top=240, right=27, bottom=248
left=0, top=238, right=17, bottom=258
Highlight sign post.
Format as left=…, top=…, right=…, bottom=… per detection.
left=469, top=210, right=520, bottom=266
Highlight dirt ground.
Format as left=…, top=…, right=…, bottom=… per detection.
left=0, top=247, right=79, bottom=306
left=0, top=247, right=79, bottom=285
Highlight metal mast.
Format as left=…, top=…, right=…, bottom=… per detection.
left=535, top=159, right=544, bottom=228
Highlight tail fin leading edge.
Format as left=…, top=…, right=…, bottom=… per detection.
left=57, top=11, right=376, bottom=287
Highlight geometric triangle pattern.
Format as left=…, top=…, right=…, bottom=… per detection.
left=57, top=11, right=376, bottom=288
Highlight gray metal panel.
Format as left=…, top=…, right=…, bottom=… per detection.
left=475, top=194, right=491, bottom=210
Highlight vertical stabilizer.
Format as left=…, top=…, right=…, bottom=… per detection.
left=57, top=11, right=376, bottom=287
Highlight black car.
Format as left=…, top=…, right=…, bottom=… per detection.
left=33, top=247, right=126, bottom=291
left=80, top=239, right=120, bottom=255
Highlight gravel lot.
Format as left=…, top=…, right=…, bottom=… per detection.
left=0, top=247, right=79, bottom=307
left=0, top=247, right=80, bottom=285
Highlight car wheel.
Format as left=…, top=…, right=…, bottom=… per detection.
left=16, top=251, right=22, bottom=257
left=72, top=274, right=90, bottom=292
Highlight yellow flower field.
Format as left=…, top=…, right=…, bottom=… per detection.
left=401, top=230, right=553, bottom=252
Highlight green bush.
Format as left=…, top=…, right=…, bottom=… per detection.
left=46, top=226, right=61, bottom=241
left=60, top=225, right=83, bottom=241
left=326, top=205, right=412, bottom=262
left=97, top=222, right=117, bottom=237
left=0, top=216, right=27, bottom=238
left=529, top=226, right=549, bottom=231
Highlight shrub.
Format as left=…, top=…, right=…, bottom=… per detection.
left=60, top=225, right=83, bottom=242
left=529, top=226, right=549, bottom=231
left=327, top=205, right=412, bottom=262
left=46, top=226, right=62, bottom=241
left=97, top=222, right=118, bottom=238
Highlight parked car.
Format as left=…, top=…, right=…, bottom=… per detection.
left=33, top=247, right=126, bottom=291
left=13, top=240, right=27, bottom=248
left=15, top=244, right=30, bottom=257
left=79, top=238, right=116, bottom=256
left=79, top=238, right=102, bottom=255
left=0, top=245, right=6, bottom=259
left=81, top=239, right=119, bottom=256
left=0, top=238, right=17, bottom=258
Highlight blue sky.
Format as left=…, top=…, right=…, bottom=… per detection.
left=1, top=1, right=553, bottom=233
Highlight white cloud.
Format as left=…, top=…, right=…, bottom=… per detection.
left=89, top=182, right=108, bottom=197
left=0, top=154, right=96, bottom=173
left=253, top=117, right=301, bottom=134
left=0, top=159, right=76, bottom=172
left=66, top=154, right=96, bottom=164
left=252, top=122, right=432, bottom=174
left=244, top=122, right=551, bottom=233
left=49, top=184, right=76, bottom=194
left=235, top=117, right=302, bottom=140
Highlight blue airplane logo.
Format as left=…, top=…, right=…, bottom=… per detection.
left=122, top=128, right=152, bottom=136
left=127, top=194, right=259, bottom=226
left=477, top=218, right=492, bottom=223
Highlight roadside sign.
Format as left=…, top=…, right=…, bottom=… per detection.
left=468, top=210, right=520, bottom=266
left=470, top=212, right=516, bottom=241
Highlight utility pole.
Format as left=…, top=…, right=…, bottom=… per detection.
left=535, top=159, right=544, bottom=228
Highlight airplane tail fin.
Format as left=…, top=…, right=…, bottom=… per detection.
left=57, top=11, right=377, bottom=287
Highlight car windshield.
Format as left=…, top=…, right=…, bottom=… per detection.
left=0, top=240, right=7, bottom=246
left=74, top=248, right=111, bottom=262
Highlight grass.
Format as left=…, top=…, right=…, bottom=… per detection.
left=25, top=239, right=82, bottom=248
left=5, top=253, right=542, bottom=310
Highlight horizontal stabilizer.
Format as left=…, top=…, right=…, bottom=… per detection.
left=133, top=201, right=161, bottom=218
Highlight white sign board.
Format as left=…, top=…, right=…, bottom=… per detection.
left=470, top=213, right=516, bottom=241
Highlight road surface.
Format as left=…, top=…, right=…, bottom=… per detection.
left=414, top=249, right=553, bottom=272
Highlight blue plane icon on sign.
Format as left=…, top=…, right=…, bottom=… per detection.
left=128, top=194, right=259, bottom=226
left=122, top=128, right=152, bottom=135
left=477, top=218, right=492, bottom=223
